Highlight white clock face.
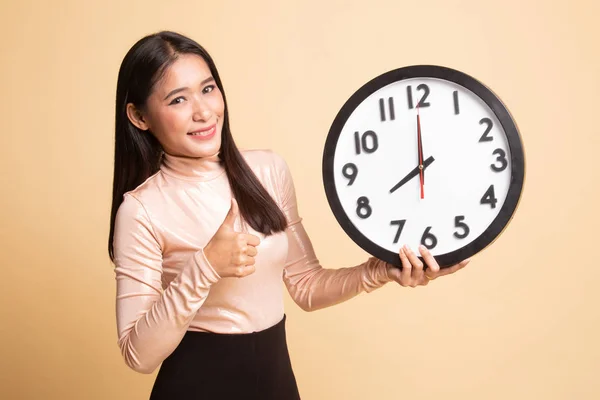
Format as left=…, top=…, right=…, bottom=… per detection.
left=331, top=77, right=512, bottom=257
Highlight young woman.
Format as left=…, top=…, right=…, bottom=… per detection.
left=108, top=30, right=470, bottom=400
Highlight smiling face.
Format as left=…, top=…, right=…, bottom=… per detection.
left=127, top=53, right=225, bottom=158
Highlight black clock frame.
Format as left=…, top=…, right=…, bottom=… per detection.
left=322, top=65, right=525, bottom=268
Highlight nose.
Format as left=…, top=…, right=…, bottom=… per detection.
left=192, top=98, right=212, bottom=122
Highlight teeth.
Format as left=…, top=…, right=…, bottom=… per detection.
left=190, top=127, right=214, bottom=136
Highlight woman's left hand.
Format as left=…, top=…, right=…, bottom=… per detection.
left=387, top=244, right=470, bottom=287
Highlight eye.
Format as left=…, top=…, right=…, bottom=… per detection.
left=202, top=85, right=216, bottom=94
left=169, top=96, right=185, bottom=105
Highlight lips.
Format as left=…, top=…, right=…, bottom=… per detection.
left=188, top=124, right=216, bottom=137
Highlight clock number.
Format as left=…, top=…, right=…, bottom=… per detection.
left=356, top=196, right=372, bottom=219
left=453, top=90, right=460, bottom=115
left=480, top=185, right=498, bottom=209
left=453, top=216, right=470, bottom=239
left=491, top=148, right=508, bottom=172
left=390, top=219, right=406, bottom=244
left=479, top=118, right=494, bottom=142
left=407, top=84, right=431, bottom=109
left=354, top=130, right=379, bottom=155
left=342, top=163, right=358, bottom=185
left=420, top=226, right=438, bottom=250
left=379, top=97, right=395, bottom=122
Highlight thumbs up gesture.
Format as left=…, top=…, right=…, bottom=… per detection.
left=204, top=198, right=261, bottom=278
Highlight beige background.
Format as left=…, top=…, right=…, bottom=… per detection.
left=1, top=0, right=598, bottom=399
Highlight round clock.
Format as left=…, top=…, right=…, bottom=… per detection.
left=322, top=65, right=525, bottom=268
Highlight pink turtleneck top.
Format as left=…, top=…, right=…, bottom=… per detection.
left=113, top=149, right=392, bottom=373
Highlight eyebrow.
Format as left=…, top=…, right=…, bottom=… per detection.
left=163, top=77, right=215, bottom=100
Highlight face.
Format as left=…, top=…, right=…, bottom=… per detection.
left=128, top=53, right=225, bottom=158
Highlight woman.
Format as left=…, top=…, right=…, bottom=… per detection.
left=108, top=31, right=470, bottom=399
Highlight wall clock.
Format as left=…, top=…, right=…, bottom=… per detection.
left=322, top=65, right=525, bottom=268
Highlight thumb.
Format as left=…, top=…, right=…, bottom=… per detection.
left=221, top=197, right=239, bottom=230
left=387, top=265, right=402, bottom=282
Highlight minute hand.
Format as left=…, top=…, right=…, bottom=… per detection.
left=389, top=156, right=435, bottom=194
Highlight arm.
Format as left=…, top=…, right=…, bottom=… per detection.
left=113, top=194, right=220, bottom=373
left=274, top=155, right=392, bottom=311
left=283, top=219, right=392, bottom=311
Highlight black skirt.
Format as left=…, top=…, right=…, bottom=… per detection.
left=149, top=315, right=301, bottom=400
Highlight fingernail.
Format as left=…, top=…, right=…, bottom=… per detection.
left=419, top=245, right=426, bottom=252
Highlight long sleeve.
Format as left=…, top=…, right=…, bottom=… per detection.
left=274, top=154, right=392, bottom=312
left=113, top=194, right=220, bottom=373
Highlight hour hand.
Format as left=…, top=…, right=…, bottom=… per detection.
left=389, top=156, right=435, bottom=194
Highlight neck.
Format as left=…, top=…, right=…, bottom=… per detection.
left=160, top=151, right=225, bottom=181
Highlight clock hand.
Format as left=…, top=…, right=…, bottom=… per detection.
left=389, top=156, right=435, bottom=194
left=417, top=103, right=425, bottom=199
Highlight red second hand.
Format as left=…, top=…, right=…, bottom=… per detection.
left=417, top=102, right=424, bottom=199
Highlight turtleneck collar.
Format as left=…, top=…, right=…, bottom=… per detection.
left=160, top=151, right=226, bottom=182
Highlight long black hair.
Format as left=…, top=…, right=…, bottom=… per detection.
left=108, top=31, right=287, bottom=261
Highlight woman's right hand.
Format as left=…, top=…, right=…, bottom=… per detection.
left=204, top=198, right=260, bottom=278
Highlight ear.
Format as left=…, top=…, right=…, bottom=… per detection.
left=126, top=103, right=150, bottom=131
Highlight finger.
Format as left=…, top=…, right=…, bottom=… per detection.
left=236, top=254, right=255, bottom=267
left=243, top=233, right=261, bottom=247
left=244, top=246, right=258, bottom=257
left=419, top=245, right=440, bottom=279
left=437, top=258, right=470, bottom=277
left=234, top=264, right=256, bottom=278
left=403, top=245, right=423, bottom=286
left=403, top=245, right=424, bottom=269
left=222, top=198, right=239, bottom=229
left=233, top=254, right=255, bottom=274
left=399, top=247, right=412, bottom=286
